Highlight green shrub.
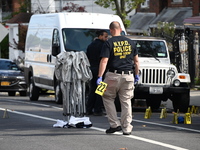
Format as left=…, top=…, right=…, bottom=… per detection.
left=195, top=78, right=200, bottom=85
left=0, top=35, right=9, bottom=58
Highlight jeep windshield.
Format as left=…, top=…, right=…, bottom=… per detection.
left=134, top=40, right=167, bottom=58
left=62, top=28, right=125, bottom=52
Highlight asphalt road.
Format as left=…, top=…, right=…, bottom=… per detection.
left=0, top=91, right=200, bottom=150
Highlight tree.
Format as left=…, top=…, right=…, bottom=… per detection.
left=63, top=2, right=87, bottom=12
left=18, top=0, right=31, bottom=13
left=0, top=35, right=9, bottom=58
left=95, top=0, right=144, bottom=28
left=153, top=21, right=176, bottom=38
left=10, top=23, right=28, bottom=52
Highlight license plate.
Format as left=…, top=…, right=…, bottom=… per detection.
left=149, top=87, right=163, bottom=94
left=1, top=81, right=10, bottom=86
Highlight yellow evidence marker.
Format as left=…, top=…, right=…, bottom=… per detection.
left=184, top=113, right=192, bottom=124
left=172, top=112, right=178, bottom=124
left=160, top=108, right=167, bottom=119
left=95, top=82, right=108, bottom=96
left=144, top=106, right=152, bottom=119
left=3, top=108, right=9, bottom=118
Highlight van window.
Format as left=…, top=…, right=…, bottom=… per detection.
left=62, top=28, right=125, bottom=52
left=134, top=40, right=167, bottom=58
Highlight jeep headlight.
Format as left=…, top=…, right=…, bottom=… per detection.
left=173, top=79, right=180, bottom=86
left=167, top=70, right=175, bottom=78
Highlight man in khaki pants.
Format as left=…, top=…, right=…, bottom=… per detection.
left=97, top=21, right=139, bottom=135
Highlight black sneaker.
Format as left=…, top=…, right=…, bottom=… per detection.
left=123, top=132, right=131, bottom=135
left=106, top=126, right=122, bottom=134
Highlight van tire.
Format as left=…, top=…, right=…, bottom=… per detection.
left=29, top=76, right=40, bottom=101
left=54, top=80, right=62, bottom=104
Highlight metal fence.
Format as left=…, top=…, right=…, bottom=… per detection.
left=154, top=29, right=199, bottom=88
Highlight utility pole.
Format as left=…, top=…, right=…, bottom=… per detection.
left=188, top=31, right=195, bottom=88
left=60, top=0, right=63, bottom=12
left=194, top=32, right=199, bottom=79
left=0, top=0, right=2, bottom=22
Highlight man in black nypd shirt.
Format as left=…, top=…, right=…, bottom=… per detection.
left=86, top=30, right=108, bottom=116
left=97, top=21, right=139, bottom=135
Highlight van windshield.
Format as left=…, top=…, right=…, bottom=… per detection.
left=134, top=40, right=167, bottom=58
left=62, top=28, right=125, bottom=52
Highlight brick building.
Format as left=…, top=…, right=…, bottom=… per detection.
left=128, top=0, right=200, bottom=34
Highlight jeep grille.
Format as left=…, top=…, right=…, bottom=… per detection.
left=141, top=68, right=167, bottom=84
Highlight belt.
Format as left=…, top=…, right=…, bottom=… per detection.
left=109, top=69, right=133, bottom=74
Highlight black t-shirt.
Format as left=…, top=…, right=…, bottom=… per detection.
left=86, top=39, right=105, bottom=68
left=100, top=36, right=137, bottom=71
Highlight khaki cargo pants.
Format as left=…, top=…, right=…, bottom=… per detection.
left=102, top=71, right=134, bottom=133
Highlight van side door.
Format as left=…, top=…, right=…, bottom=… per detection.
left=36, top=29, right=60, bottom=90
left=44, top=29, right=61, bottom=89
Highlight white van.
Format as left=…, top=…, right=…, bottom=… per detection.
left=24, top=12, right=126, bottom=103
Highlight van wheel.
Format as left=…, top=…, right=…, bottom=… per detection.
left=29, top=76, right=40, bottom=101
left=172, top=92, right=190, bottom=113
left=54, top=80, right=62, bottom=104
left=8, top=91, right=15, bottom=96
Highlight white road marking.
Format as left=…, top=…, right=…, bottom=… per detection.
left=2, top=99, right=200, bottom=133
left=0, top=108, right=56, bottom=122
left=133, top=119, right=200, bottom=133
left=93, top=127, right=188, bottom=150
left=1, top=99, right=63, bottom=110
left=0, top=107, right=188, bottom=150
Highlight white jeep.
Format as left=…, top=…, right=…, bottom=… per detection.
left=127, top=35, right=190, bottom=112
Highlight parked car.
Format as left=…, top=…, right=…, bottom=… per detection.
left=0, top=58, right=27, bottom=96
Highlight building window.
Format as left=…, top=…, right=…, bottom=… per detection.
left=141, top=0, right=149, bottom=8
left=2, top=0, right=12, bottom=12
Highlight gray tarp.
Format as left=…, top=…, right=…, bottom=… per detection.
left=55, top=51, right=92, bottom=120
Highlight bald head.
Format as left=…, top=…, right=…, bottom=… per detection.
left=109, top=21, right=121, bottom=30
left=109, top=21, right=122, bottom=36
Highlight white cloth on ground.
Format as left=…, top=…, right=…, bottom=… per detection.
left=53, top=116, right=92, bottom=128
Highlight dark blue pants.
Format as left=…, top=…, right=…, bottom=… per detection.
left=86, top=68, right=103, bottom=113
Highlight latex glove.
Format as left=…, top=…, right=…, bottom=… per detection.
left=96, top=77, right=102, bottom=85
left=134, top=75, right=139, bottom=84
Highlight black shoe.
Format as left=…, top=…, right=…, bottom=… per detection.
left=123, top=132, right=131, bottom=135
left=106, top=126, right=122, bottom=134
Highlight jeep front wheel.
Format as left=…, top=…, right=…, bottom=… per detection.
left=172, top=92, right=190, bottom=113
left=146, top=97, right=161, bottom=110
